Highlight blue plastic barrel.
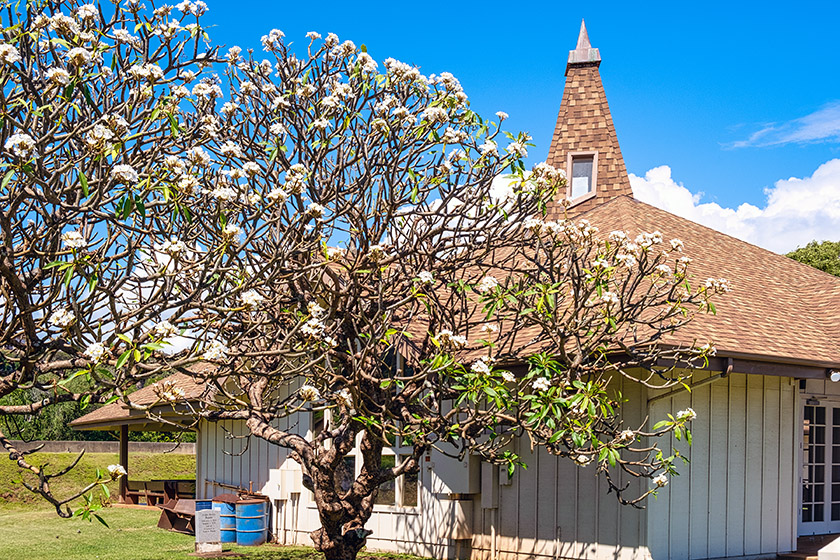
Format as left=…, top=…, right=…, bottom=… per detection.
left=235, top=499, right=268, bottom=546
left=211, top=500, right=237, bottom=543
left=195, top=500, right=212, bottom=511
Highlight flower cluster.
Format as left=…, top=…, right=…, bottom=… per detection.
left=50, top=309, right=75, bottom=328
left=107, top=464, right=127, bottom=480
left=152, top=320, right=177, bottom=337
left=240, top=289, right=265, bottom=308
left=436, top=329, right=468, bottom=349
left=531, top=377, right=551, bottom=392
left=153, top=378, right=186, bottom=402
left=203, top=340, right=228, bottom=361
left=61, top=230, right=87, bottom=249
left=676, top=407, right=697, bottom=422
left=5, top=133, right=37, bottom=159
left=84, top=342, right=107, bottom=362
left=704, top=277, right=731, bottom=294
left=299, top=384, right=321, bottom=402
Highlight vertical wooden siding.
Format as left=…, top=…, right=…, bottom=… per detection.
left=647, top=372, right=797, bottom=560
left=471, top=375, right=649, bottom=560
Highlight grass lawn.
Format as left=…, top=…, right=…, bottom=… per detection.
left=0, top=452, right=195, bottom=506
left=0, top=506, right=426, bottom=560
left=0, top=452, right=426, bottom=559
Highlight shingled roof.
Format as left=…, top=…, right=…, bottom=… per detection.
left=70, top=370, right=212, bottom=431
left=570, top=195, right=840, bottom=368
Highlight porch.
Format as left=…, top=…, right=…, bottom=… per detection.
left=778, top=534, right=840, bottom=559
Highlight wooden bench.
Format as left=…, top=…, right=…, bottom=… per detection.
left=122, top=480, right=167, bottom=506
left=157, top=498, right=196, bottom=534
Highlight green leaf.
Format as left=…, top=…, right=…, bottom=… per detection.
left=58, top=369, right=88, bottom=386
left=79, top=171, right=89, bottom=198
left=134, top=195, right=146, bottom=219
left=80, top=82, right=95, bottom=108
left=1, top=169, right=14, bottom=190
left=93, top=513, right=109, bottom=528
left=115, top=350, right=131, bottom=369
left=79, top=394, right=91, bottom=410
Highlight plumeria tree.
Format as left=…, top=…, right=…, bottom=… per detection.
left=0, top=1, right=726, bottom=558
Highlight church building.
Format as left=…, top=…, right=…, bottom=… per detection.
left=73, top=21, right=840, bottom=560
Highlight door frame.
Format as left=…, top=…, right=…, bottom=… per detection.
left=798, top=396, right=840, bottom=536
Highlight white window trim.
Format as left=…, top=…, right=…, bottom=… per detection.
left=566, top=150, right=599, bottom=204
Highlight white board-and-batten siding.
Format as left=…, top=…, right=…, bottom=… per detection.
left=195, top=370, right=800, bottom=560
left=470, top=375, right=649, bottom=560
left=647, top=372, right=798, bottom=560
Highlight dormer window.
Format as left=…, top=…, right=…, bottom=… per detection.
left=568, top=152, right=598, bottom=200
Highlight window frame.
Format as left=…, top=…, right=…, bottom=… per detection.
left=566, top=150, right=599, bottom=203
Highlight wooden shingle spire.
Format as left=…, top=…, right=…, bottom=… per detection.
left=546, top=20, right=633, bottom=217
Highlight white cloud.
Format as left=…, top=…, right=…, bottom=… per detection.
left=630, top=159, right=840, bottom=253
left=730, top=102, right=840, bottom=148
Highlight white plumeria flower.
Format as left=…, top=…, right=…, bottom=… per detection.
left=676, top=407, right=697, bottom=422
left=5, top=133, right=37, bottom=159
left=240, top=289, right=264, bottom=308
left=479, top=323, right=499, bottom=335
left=299, top=384, right=320, bottom=402
left=500, top=370, right=516, bottom=383
left=506, top=141, right=528, bottom=158
left=0, top=44, right=22, bottom=65
left=436, top=330, right=468, bottom=349
left=618, top=429, right=635, bottom=443
left=531, top=377, right=551, bottom=392
left=111, top=164, right=139, bottom=184
left=61, top=230, right=87, bottom=249
left=152, top=320, right=177, bottom=338
left=49, top=309, right=75, bottom=328
left=495, top=111, right=508, bottom=120
left=573, top=454, right=592, bottom=466
left=476, top=276, right=499, bottom=294
left=45, top=67, right=71, bottom=86
left=107, top=464, right=127, bottom=480
left=653, top=473, right=668, bottom=487
left=307, top=202, right=326, bottom=218
left=471, top=359, right=491, bottom=375
left=417, top=271, right=434, bottom=284
left=203, top=340, right=228, bottom=361
left=336, top=388, right=353, bottom=408
left=600, top=291, right=619, bottom=306
left=266, top=188, right=288, bottom=203
left=670, top=238, right=684, bottom=252
left=66, top=47, right=93, bottom=67
left=222, top=223, right=241, bottom=238
left=84, top=342, right=107, bottom=362
left=325, top=246, right=345, bottom=260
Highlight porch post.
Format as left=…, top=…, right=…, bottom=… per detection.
left=119, top=424, right=128, bottom=503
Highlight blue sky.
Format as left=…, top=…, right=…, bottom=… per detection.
left=202, top=0, right=840, bottom=252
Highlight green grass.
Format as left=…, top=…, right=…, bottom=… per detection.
left=0, top=452, right=195, bottom=506
left=0, top=507, right=427, bottom=559
left=0, top=454, right=427, bottom=559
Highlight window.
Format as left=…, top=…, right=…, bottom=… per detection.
left=399, top=454, right=419, bottom=507
left=375, top=455, right=397, bottom=505
left=372, top=454, right=419, bottom=507
left=570, top=154, right=595, bottom=199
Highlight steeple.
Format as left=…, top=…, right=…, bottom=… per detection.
left=567, top=19, right=601, bottom=72
left=547, top=20, right=633, bottom=217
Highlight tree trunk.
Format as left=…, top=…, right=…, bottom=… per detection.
left=311, top=524, right=371, bottom=560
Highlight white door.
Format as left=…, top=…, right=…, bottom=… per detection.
left=799, top=402, right=840, bottom=535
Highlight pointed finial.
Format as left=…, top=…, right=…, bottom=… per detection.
left=567, top=18, right=601, bottom=74
left=576, top=19, right=591, bottom=50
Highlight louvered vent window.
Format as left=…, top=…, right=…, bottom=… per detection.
left=571, top=155, right=595, bottom=199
